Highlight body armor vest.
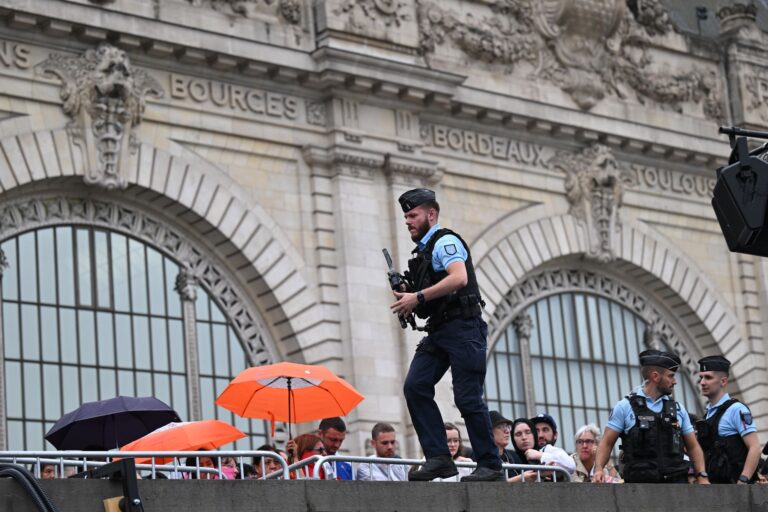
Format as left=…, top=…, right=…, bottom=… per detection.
left=620, top=394, right=689, bottom=483
left=696, top=399, right=753, bottom=483
left=406, top=228, right=483, bottom=329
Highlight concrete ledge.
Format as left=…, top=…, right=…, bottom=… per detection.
left=3, top=480, right=768, bottom=512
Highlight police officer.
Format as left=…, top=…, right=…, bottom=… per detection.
left=697, top=355, right=761, bottom=484
left=391, top=188, right=503, bottom=482
left=592, top=350, right=710, bottom=484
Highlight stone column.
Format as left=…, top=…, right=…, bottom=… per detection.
left=512, top=312, right=536, bottom=417
left=175, top=264, right=202, bottom=421
left=0, top=249, right=8, bottom=449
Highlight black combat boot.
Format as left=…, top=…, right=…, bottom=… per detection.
left=408, top=455, right=458, bottom=481
left=460, top=466, right=505, bottom=482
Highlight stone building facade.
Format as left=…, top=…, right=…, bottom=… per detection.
left=0, top=0, right=767, bottom=456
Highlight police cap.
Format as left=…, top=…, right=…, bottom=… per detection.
left=530, top=413, right=558, bottom=434
left=398, top=188, right=436, bottom=213
left=639, top=349, right=681, bottom=371
left=698, top=355, right=731, bottom=374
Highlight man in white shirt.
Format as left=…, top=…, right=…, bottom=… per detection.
left=356, top=423, right=409, bottom=481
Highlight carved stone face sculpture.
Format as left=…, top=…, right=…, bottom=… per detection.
left=93, top=45, right=134, bottom=101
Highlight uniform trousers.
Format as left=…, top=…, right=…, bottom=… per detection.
left=403, top=316, right=501, bottom=470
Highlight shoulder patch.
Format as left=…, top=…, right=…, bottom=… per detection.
left=741, top=410, right=754, bottom=427
left=445, top=243, right=457, bottom=255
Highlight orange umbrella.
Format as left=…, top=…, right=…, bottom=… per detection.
left=119, top=419, right=245, bottom=464
left=215, top=362, right=364, bottom=437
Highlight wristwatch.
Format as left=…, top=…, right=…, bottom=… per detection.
left=738, top=474, right=750, bottom=483
left=696, top=471, right=709, bottom=479
left=416, top=290, right=426, bottom=304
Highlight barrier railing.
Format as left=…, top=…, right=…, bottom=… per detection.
left=0, top=450, right=290, bottom=480
left=310, top=455, right=572, bottom=482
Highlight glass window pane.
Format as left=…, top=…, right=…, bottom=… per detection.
left=78, top=310, right=96, bottom=366
left=81, top=367, right=98, bottom=403
left=118, top=370, right=135, bottom=397
left=7, top=420, right=24, bottom=450
left=165, top=259, right=181, bottom=318
left=229, top=327, right=245, bottom=372
left=129, top=239, right=147, bottom=313
left=111, top=233, right=129, bottom=312
left=18, top=232, right=37, bottom=302
left=198, top=323, right=212, bottom=375
left=40, top=306, right=59, bottom=362
left=586, top=296, right=602, bottom=360
left=212, top=324, right=229, bottom=375
left=574, top=294, right=590, bottom=359
left=485, top=356, right=498, bottom=401
left=2, top=238, right=18, bottom=300
left=599, top=298, right=615, bottom=363
left=115, top=314, right=133, bottom=368
left=94, top=231, right=111, bottom=308
left=147, top=249, right=166, bottom=316
left=43, top=364, right=61, bottom=420
left=24, top=363, right=42, bottom=419
left=21, top=305, right=40, bottom=360
left=538, top=301, right=553, bottom=357
left=171, top=375, right=188, bottom=421
left=76, top=229, right=92, bottom=306
left=510, top=356, right=524, bottom=402
left=60, top=309, right=77, bottom=364
left=153, top=373, right=171, bottom=405
left=200, top=377, right=215, bottom=419
left=5, top=361, right=22, bottom=417
left=133, top=316, right=150, bottom=370
left=168, top=320, right=185, bottom=373
left=496, top=353, right=512, bottom=401
left=210, top=299, right=225, bottom=323
left=37, top=229, right=56, bottom=304
left=56, top=228, right=75, bottom=306
left=195, top=293, right=210, bottom=321
left=151, top=318, right=169, bottom=372
left=99, top=369, right=116, bottom=400
left=26, top=422, right=43, bottom=451
left=4, top=303, right=20, bottom=359
left=61, top=365, right=80, bottom=413
left=136, top=371, right=152, bottom=397
left=97, top=312, right=115, bottom=367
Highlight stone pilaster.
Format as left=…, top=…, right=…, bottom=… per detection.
left=175, top=263, right=202, bottom=421
left=0, top=249, right=8, bottom=450
left=512, top=312, right=535, bottom=417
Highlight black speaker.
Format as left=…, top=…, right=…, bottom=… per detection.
left=712, top=128, right=768, bottom=257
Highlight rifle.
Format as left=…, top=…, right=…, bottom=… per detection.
left=382, top=248, right=418, bottom=330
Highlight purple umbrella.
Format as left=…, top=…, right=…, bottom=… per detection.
left=45, top=396, right=181, bottom=450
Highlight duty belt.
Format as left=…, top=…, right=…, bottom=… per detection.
left=427, top=303, right=482, bottom=332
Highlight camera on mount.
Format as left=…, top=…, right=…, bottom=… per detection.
left=712, top=126, right=768, bottom=257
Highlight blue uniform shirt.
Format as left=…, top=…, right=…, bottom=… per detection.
left=705, top=393, right=756, bottom=438
left=606, top=386, right=694, bottom=435
left=418, top=224, right=468, bottom=272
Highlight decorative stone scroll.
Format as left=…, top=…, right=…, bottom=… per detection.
left=0, top=196, right=273, bottom=366
left=37, top=43, right=163, bottom=190
left=488, top=268, right=698, bottom=377
left=548, top=144, right=633, bottom=263
left=418, top=0, right=723, bottom=117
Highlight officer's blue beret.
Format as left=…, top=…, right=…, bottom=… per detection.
left=698, top=355, right=730, bottom=373
left=398, top=188, right=436, bottom=212
left=639, top=349, right=681, bottom=371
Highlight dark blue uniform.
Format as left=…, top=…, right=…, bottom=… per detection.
left=403, top=224, right=501, bottom=471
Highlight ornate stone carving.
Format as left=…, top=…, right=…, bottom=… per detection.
left=175, top=263, right=200, bottom=302
left=511, top=312, right=533, bottom=339
left=489, top=268, right=698, bottom=377
left=187, top=0, right=302, bottom=23
left=306, top=101, right=327, bottom=126
left=0, top=249, right=8, bottom=278
left=717, top=2, right=758, bottom=26
left=37, top=44, right=163, bottom=190
left=549, top=144, right=633, bottom=262
left=418, top=1, right=722, bottom=117
left=0, top=196, right=273, bottom=366
left=333, top=0, right=413, bottom=40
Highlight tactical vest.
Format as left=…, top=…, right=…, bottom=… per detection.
left=620, top=394, right=690, bottom=483
left=696, top=399, right=753, bottom=483
left=406, top=228, right=483, bottom=330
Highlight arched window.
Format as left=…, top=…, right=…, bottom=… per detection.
left=486, top=290, right=702, bottom=454
left=1, top=226, right=267, bottom=450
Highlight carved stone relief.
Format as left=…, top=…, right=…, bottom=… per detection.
left=306, top=101, right=328, bottom=126
left=187, top=0, right=302, bottom=23
left=548, top=144, right=633, bottom=263
left=331, top=0, right=417, bottom=45
left=489, top=268, right=699, bottom=377
left=418, top=0, right=723, bottom=117
left=0, top=196, right=273, bottom=366
left=37, top=44, right=163, bottom=190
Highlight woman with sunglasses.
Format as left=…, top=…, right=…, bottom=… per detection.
left=288, top=433, right=326, bottom=479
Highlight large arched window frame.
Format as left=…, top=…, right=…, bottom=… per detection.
left=0, top=196, right=277, bottom=450
left=485, top=268, right=704, bottom=453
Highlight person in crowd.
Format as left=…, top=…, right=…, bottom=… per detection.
left=39, top=464, right=58, bottom=480
left=697, top=355, right=761, bottom=484
left=221, top=456, right=239, bottom=480
left=488, top=411, right=522, bottom=479
left=253, top=444, right=284, bottom=479
left=240, top=463, right=255, bottom=479
left=433, top=422, right=474, bottom=481
left=507, top=418, right=574, bottom=482
left=184, top=455, right=219, bottom=480
left=593, top=349, right=709, bottom=484
left=392, top=188, right=503, bottom=482
left=288, top=433, right=326, bottom=479
left=570, top=424, right=617, bottom=482
left=318, top=417, right=352, bottom=480
left=356, top=423, right=408, bottom=481
left=531, top=413, right=559, bottom=448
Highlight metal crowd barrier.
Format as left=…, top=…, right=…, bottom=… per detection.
left=310, top=455, right=572, bottom=482
left=0, top=450, right=290, bottom=480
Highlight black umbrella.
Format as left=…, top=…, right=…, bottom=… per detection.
left=45, top=396, right=181, bottom=450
